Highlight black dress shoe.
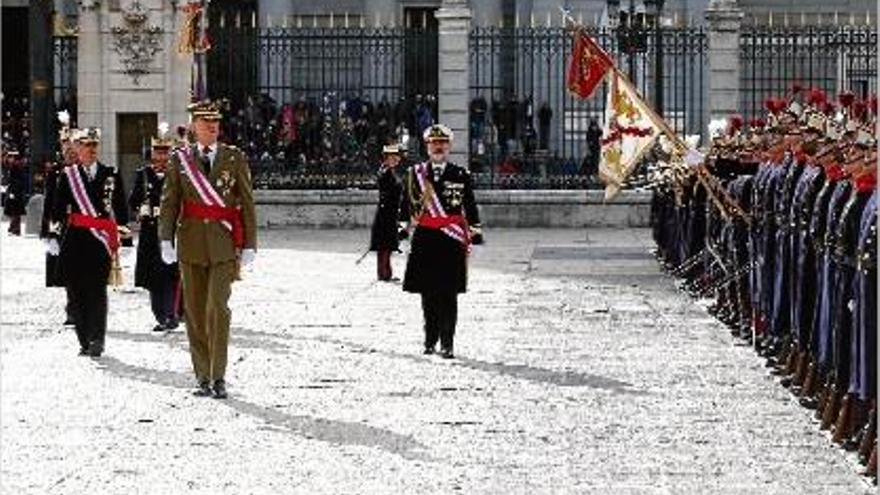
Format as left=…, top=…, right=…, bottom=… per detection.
left=193, top=380, right=212, bottom=397
left=64, top=319, right=76, bottom=326
left=212, top=379, right=228, bottom=399
left=78, top=347, right=89, bottom=356
left=152, top=324, right=165, bottom=332
left=164, top=320, right=179, bottom=331
left=440, top=347, right=455, bottom=359
left=87, top=341, right=103, bottom=357
left=423, top=346, right=435, bottom=355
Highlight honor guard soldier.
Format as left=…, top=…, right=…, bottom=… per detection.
left=370, top=143, right=405, bottom=281
left=47, top=128, right=129, bottom=357
left=131, top=123, right=180, bottom=332
left=400, top=124, right=483, bottom=359
left=159, top=100, right=258, bottom=399
left=3, top=148, right=27, bottom=236
left=41, top=112, right=79, bottom=324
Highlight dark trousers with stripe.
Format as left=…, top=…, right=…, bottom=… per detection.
left=421, top=292, right=458, bottom=350
left=149, top=279, right=178, bottom=326
left=67, top=276, right=107, bottom=350
left=377, top=250, right=392, bottom=281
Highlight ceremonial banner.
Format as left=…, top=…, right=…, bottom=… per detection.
left=566, top=30, right=614, bottom=100
left=599, top=72, right=661, bottom=200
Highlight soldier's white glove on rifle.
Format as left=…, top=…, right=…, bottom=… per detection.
left=45, top=239, right=60, bottom=256
left=240, top=248, right=256, bottom=267
left=685, top=148, right=705, bottom=168
left=160, top=240, right=177, bottom=264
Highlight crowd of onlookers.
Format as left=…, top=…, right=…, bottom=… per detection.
left=218, top=92, right=604, bottom=186
left=218, top=93, right=437, bottom=174
left=2, top=96, right=31, bottom=159
left=0, top=91, right=605, bottom=199
left=1, top=96, right=31, bottom=235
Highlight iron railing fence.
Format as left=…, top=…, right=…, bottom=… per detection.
left=208, top=25, right=439, bottom=174
left=468, top=25, right=707, bottom=188
left=739, top=25, right=877, bottom=120
left=48, top=23, right=877, bottom=190
left=52, top=36, right=78, bottom=123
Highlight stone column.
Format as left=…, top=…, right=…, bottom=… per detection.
left=77, top=0, right=192, bottom=167
left=705, top=0, right=743, bottom=128
left=76, top=0, right=105, bottom=143
left=164, top=1, right=190, bottom=128
left=29, top=0, right=54, bottom=179
left=435, top=0, right=472, bottom=166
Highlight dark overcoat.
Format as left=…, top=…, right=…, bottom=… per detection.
left=400, top=162, right=480, bottom=294
left=369, top=166, right=402, bottom=252
left=130, top=165, right=178, bottom=289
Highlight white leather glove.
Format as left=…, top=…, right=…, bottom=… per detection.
left=240, top=248, right=256, bottom=267
left=160, top=240, right=177, bottom=264
left=45, top=239, right=60, bottom=256
left=685, top=148, right=705, bottom=168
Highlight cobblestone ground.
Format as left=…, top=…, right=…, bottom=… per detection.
left=0, top=225, right=872, bottom=494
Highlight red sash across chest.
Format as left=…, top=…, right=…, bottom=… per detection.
left=182, top=201, right=245, bottom=248
left=413, top=162, right=469, bottom=249
left=175, top=147, right=244, bottom=248
left=64, top=166, right=116, bottom=255
left=68, top=212, right=120, bottom=253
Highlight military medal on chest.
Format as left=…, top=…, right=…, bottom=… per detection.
left=442, top=181, right=464, bottom=208
left=103, top=176, right=116, bottom=214
left=216, top=169, right=235, bottom=196
left=139, top=175, right=153, bottom=218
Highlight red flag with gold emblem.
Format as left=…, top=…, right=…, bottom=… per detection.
left=567, top=30, right=614, bottom=100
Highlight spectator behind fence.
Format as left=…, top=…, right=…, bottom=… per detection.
left=219, top=93, right=435, bottom=180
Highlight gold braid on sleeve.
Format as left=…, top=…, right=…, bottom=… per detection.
left=406, top=168, right=425, bottom=223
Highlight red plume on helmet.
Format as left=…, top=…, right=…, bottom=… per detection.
left=774, top=98, right=788, bottom=114
left=749, top=118, right=766, bottom=129
left=852, top=100, right=868, bottom=120
left=821, top=102, right=835, bottom=116
left=838, top=91, right=855, bottom=109
left=807, top=88, right=827, bottom=107
left=765, top=98, right=786, bottom=114
left=727, top=114, right=744, bottom=135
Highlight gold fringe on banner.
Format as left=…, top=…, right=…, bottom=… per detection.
left=177, top=2, right=210, bottom=54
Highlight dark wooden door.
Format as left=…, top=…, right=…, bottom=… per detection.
left=116, top=113, right=157, bottom=191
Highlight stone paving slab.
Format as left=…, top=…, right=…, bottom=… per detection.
left=0, top=226, right=872, bottom=494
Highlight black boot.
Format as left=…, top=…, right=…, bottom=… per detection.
left=212, top=379, right=228, bottom=399
left=193, top=379, right=212, bottom=397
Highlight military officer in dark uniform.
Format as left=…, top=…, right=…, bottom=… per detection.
left=130, top=124, right=180, bottom=332
left=400, top=124, right=484, bottom=359
left=370, top=143, right=404, bottom=281
left=42, top=116, right=79, bottom=324
left=3, top=149, right=27, bottom=236
left=47, top=128, right=129, bottom=357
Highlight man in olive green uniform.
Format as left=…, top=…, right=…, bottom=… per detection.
left=158, top=100, right=257, bottom=399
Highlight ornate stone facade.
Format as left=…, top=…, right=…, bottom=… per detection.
left=76, top=0, right=190, bottom=174
left=110, top=0, right=163, bottom=84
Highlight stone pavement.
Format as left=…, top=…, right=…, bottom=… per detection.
left=0, top=226, right=872, bottom=494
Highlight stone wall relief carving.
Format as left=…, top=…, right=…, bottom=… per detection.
left=110, top=0, right=163, bottom=84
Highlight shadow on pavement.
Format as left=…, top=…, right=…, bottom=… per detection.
left=94, top=356, right=431, bottom=461
left=295, top=333, right=648, bottom=396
